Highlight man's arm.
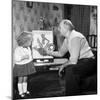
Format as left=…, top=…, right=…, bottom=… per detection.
left=64, top=37, right=81, bottom=65
left=58, top=37, right=81, bottom=76
left=69, top=37, right=81, bottom=64
left=46, top=38, right=68, bottom=57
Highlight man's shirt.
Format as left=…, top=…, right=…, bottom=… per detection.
left=59, top=30, right=94, bottom=64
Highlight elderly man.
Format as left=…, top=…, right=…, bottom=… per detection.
left=41, top=19, right=96, bottom=96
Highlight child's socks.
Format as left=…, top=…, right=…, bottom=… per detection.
left=18, top=83, right=23, bottom=95
left=23, top=82, right=30, bottom=94
left=23, top=82, right=27, bottom=93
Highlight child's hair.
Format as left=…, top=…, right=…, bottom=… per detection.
left=16, top=31, right=32, bottom=46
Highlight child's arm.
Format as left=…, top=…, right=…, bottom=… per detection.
left=15, top=55, right=29, bottom=63
left=14, top=47, right=30, bottom=63
left=20, top=55, right=29, bottom=61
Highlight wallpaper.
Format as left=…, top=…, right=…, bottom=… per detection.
left=12, top=0, right=97, bottom=56
left=12, top=0, right=63, bottom=51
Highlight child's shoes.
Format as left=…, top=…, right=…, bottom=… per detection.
left=26, top=91, right=30, bottom=95
left=24, top=91, right=30, bottom=97
left=19, top=93, right=25, bottom=98
left=19, top=91, right=30, bottom=98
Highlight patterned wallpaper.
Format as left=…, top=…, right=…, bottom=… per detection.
left=12, top=0, right=64, bottom=51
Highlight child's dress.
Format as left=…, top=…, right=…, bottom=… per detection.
left=13, top=46, right=36, bottom=77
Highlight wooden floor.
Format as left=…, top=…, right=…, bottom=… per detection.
left=13, top=70, right=66, bottom=99
left=13, top=69, right=97, bottom=99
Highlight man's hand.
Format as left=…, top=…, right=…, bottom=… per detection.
left=58, top=65, right=65, bottom=77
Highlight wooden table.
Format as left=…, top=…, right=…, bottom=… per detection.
left=34, top=58, right=68, bottom=70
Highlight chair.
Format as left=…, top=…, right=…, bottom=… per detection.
left=87, top=35, right=97, bottom=51
left=80, top=35, right=97, bottom=94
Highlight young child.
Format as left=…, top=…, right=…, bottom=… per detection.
left=13, top=32, right=36, bottom=98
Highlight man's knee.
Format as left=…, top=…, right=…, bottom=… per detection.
left=64, top=64, right=76, bottom=77
left=64, top=65, right=81, bottom=96
left=65, top=64, right=76, bottom=73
